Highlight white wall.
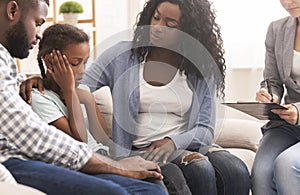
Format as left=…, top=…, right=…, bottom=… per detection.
left=211, top=0, right=287, bottom=68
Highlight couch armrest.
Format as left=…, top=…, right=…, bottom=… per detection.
left=215, top=119, right=263, bottom=152
left=0, top=182, right=46, bottom=195
left=0, top=164, right=16, bottom=184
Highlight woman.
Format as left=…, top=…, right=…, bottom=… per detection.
left=31, top=23, right=110, bottom=155
left=253, top=0, right=300, bottom=194
left=82, top=0, right=250, bottom=194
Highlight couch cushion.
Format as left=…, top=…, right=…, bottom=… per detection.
left=0, top=163, right=16, bottom=184
left=0, top=182, right=46, bottom=195
left=215, top=118, right=263, bottom=152
left=225, top=148, right=256, bottom=172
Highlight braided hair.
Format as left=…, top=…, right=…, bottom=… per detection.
left=37, top=23, right=89, bottom=78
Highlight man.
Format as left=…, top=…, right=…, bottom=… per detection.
left=0, top=0, right=165, bottom=194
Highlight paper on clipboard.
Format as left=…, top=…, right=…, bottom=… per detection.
left=222, top=102, right=287, bottom=120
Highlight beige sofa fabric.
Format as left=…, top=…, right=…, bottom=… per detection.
left=0, top=163, right=16, bottom=184
left=215, top=118, right=263, bottom=152
left=0, top=183, right=46, bottom=195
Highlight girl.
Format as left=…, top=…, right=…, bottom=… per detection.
left=31, top=23, right=109, bottom=155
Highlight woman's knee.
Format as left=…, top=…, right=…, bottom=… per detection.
left=179, top=155, right=215, bottom=178
left=274, top=150, right=300, bottom=179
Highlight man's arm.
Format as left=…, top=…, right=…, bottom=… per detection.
left=80, top=153, right=163, bottom=180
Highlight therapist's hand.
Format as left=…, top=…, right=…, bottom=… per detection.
left=256, top=88, right=279, bottom=103
left=271, top=104, right=299, bottom=125
left=19, top=76, right=44, bottom=104
left=141, top=138, right=175, bottom=164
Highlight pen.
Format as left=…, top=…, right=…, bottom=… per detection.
left=265, top=79, right=273, bottom=102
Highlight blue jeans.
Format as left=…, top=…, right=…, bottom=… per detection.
left=130, top=148, right=191, bottom=195
left=252, top=124, right=300, bottom=195
left=206, top=149, right=251, bottom=195
left=169, top=149, right=250, bottom=195
left=3, top=158, right=167, bottom=195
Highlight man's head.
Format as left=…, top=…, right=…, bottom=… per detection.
left=0, top=0, right=49, bottom=58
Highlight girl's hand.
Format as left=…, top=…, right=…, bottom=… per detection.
left=46, top=50, right=75, bottom=93
left=271, top=104, right=299, bottom=125
left=256, top=88, right=279, bottom=103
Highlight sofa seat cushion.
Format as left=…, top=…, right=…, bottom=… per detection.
left=225, top=148, right=256, bottom=172
left=215, top=119, right=263, bottom=152
left=0, top=182, right=46, bottom=195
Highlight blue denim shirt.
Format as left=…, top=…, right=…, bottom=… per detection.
left=82, top=41, right=216, bottom=157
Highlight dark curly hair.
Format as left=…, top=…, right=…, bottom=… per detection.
left=37, top=23, right=89, bottom=79
left=132, top=0, right=226, bottom=98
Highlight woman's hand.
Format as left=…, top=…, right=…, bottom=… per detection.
left=271, top=104, right=299, bottom=125
left=19, top=76, right=44, bottom=104
left=46, top=50, right=75, bottom=94
left=256, top=88, right=279, bottom=103
left=141, top=138, right=175, bottom=163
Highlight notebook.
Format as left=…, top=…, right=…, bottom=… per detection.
left=222, top=102, right=287, bottom=120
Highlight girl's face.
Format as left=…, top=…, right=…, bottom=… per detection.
left=63, top=42, right=90, bottom=87
left=149, top=1, right=182, bottom=48
left=280, top=0, right=300, bottom=17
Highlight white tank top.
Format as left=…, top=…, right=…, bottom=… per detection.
left=133, top=63, right=193, bottom=147
left=292, top=50, right=300, bottom=84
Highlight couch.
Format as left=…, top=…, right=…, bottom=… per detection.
left=93, top=86, right=264, bottom=172
left=0, top=163, right=45, bottom=195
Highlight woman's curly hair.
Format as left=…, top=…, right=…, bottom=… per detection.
left=132, top=0, right=226, bottom=98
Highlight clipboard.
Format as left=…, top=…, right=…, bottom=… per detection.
left=222, top=102, right=287, bottom=120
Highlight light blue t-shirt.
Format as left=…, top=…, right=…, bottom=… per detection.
left=31, top=87, right=109, bottom=154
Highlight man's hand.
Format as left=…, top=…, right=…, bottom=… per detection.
left=117, top=156, right=163, bottom=180
left=81, top=153, right=163, bottom=180
left=271, top=104, right=299, bottom=125
left=141, top=138, right=175, bottom=163
left=19, top=76, right=44, bottom=104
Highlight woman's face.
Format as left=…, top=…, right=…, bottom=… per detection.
left=63, top=42, right=90, bottom=87
left=149, top=1, right=182, bottom=48
left=280, top=0, right=300, bottom=17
